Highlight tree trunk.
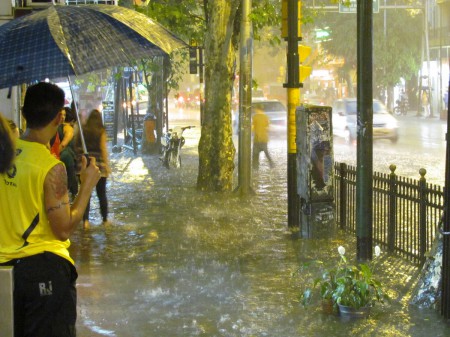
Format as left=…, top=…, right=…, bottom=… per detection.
left=197, top=0, right=239, bottom=191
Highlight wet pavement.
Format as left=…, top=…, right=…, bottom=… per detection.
left=333, top=114, right=447, bottom=186
left=71, top=111, right=450, bottom=336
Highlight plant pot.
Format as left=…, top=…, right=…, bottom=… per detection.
left=337, top=304, right=370, bottom=319
left=321, top=299, right=334, bottom=314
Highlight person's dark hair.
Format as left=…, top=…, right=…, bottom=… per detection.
left=0, top=114, right=15, bottom=174
left=81, top=109, right=105, bottom=149
left=22, top=82, right=65, bottom=129
left=64, top=106, right=76, bottom=124
left=85, top=109, right=104, bottom=130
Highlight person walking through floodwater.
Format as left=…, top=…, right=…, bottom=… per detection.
left=59, top=107, right=79, bottom=198
left=422, top=90, right=431, bottom=117
left=76, top=109, right=111, bottom=228
left=252, top=105, right=274, bottom=169
left=0, top=82, right=101, bottom=337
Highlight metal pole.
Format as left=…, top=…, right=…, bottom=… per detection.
left=165, top=57, right=169, bottom=134
left=441, top=77, right=450, bottom=318
left=423, top=0, right=433, bottom=117
left=356, top=0, right=373, bottom=261
left=128, top=74, right=137, bottom=155
left=286, top=0, right=300, bottom=228
left=236, top=0, right=253, bottom=195
left=122, top=78, right=129, bottom=141
left=113, top=77, right=121, bottom=147
left=164, top=56, right=168, bottom=134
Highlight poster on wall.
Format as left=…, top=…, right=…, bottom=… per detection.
left=308, top=110, right=333, bottom=200
left=296, top=105, right=334, bottom=203
left=102, top=101, right=115, bottom=140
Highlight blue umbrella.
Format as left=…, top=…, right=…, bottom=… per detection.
left=0, top=4, right=186, bottom=153
left=0, top=4, right=187, bottom=89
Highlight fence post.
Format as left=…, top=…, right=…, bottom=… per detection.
left=419, top=168, right=428, bottom=265
left=339, top=162, right=347, bottom=230
left=388, top=164, right=397, bottom=253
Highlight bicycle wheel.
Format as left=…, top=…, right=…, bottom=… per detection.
left=169, top=150, right=181, bottom=168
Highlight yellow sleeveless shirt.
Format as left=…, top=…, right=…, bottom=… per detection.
left=0, top=139, right=74, bottom=265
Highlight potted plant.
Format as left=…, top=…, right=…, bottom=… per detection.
left=300, top=246, right=388, bottom=318
left=331, top=246, right=387, bottom=319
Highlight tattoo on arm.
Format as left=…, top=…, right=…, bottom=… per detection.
left=49, top=164, right=68, bottom=199
left=47, top=201, right=70, bottom=213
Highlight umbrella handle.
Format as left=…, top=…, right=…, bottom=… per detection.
left=83, top=153, right=91, bottom=167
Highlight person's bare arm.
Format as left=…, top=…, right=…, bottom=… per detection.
left=59, top=124, right=74, bottom=151
left=45, top=156, right=101, bottom=241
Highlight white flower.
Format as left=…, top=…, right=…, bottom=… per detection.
left=338, top=246, right=346, bottom=256
left=374, top=245, right=381, bottom=257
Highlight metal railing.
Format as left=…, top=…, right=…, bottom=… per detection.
left=334, top=162, right=444, bottom=265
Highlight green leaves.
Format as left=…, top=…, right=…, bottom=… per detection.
left=331, top=261, right=385, bottom=309
left=300, top=246, right=388, bottom=311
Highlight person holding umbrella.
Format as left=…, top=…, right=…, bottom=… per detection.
left=0, top=112, right=15, bottom=173
left=0, top=82, right=101, bottom=336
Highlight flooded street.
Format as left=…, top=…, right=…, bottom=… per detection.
left=72, top=112, right=450, bottom=336
left=333, top=114, right=447, bottom=186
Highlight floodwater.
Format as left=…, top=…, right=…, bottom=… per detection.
left=72, top=113, right=450, bottom=336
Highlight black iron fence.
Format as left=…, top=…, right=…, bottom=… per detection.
left=334, top=162, right=444, bottom=265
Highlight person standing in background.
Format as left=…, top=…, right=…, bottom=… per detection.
left=0, top=113, right=15, bottom=173
left=76, top=109, right=111, bottom=228
left=59, top=107, right=79, bottom=198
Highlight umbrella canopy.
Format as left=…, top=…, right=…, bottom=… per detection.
left=0, top=4, right=187, bottom=89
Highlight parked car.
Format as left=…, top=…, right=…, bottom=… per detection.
left=174, top=91, right=201, bottom=109
left=232, top=99, right=287, bottom=133
left=332, top=98, right=399, bottom=144
left=302, top=94, right=325, bottom=106
left=252, top=88, right=267, bottom=102
left=252, top=99, right=287, bottom=130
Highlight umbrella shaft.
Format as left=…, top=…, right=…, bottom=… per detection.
left=67, top=76, right=88, bottom=155
left=76, top=116, right=88, bottom=155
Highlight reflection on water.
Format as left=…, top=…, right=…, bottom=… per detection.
left=71, top=126, right=450, bottom=336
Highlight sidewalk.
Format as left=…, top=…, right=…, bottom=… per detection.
left=72, top=113, right=450, bottom=336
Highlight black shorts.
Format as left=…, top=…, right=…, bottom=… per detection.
left=6, top=252, right=78, bottom=337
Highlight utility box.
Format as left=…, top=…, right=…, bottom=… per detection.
left=296, top=104, right=335, bottom=238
